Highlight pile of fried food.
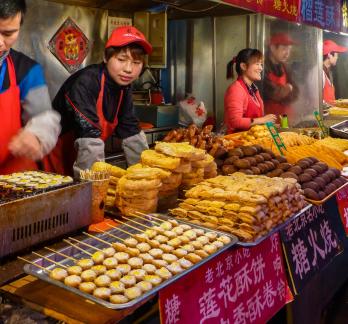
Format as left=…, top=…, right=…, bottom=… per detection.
left=218, top=144, right=292, bottom=177
left=225, top=125, right=270, bottom=144
left=315, top=137, right=348, bottom=152
left=112, top=142, right=217, bottom=216
left=328, top=99, right=348, bottom=116
left=163, top=124, right=236, bottom=158
left=170, top=173, right=306, bottom=242
left=47, top=219, right=232, bottom=304
left=283, top=144, right=348, bottom=169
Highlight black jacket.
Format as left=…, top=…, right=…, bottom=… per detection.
left=53, top=63, right=140, bottom=139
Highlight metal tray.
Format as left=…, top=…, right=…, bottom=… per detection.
left=24, top=214, right=238, bottom=310
left=329, top=120, right=348, bottom=139
left=236, top=204, right=313, bottom=247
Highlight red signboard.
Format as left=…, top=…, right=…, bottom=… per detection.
left=336, top=187, right=348, bottom=236
left=222, top=0, right=300, bottom=22
left=159, top=233, right=292, bottom=324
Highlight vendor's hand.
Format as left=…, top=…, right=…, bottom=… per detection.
left=8, top=129, right=43, bottom=161
left=256, top=114, right=277, bottom=124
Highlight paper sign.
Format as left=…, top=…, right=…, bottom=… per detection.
left=159, top=233, right=292, bottom=324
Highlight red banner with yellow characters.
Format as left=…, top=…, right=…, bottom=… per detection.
left=222, top=0, right=300, bottom=21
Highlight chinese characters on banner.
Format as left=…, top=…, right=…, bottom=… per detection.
left=280, top=204, right=343, bottom=294
left=222, top=0, right=300, bottom=22
left=300, top=0, right=341, bottom=32
left=336, top=186, right=348, bottom=236
left=159, top=233, right=292, bottom=324
left=343, top=0, right=348, bottom=32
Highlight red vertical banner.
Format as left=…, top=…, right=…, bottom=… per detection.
left=336, top=187, right=348, bottom=236
left=222, top=0, right=300, bottom=22
left=159, top=233, right=292, bottom=324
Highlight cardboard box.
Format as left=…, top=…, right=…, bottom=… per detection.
left=134, top=105, right=178, bottom=127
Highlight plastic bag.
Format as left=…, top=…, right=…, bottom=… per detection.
left=178, top=96, right=207, bottom=127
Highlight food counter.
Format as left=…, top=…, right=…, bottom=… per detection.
left=1, top=129, right=348, bottom=323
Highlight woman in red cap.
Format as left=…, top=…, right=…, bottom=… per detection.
left=263, top=33, right=299, bottom=121
left=224, top=48, right=276, bottom=133
left=322, top=39, right=347, bottom=104
left=44, top=26, right=152, bottom=177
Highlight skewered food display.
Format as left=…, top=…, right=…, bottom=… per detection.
left=163, top=124, right=236, bottom=158
left=170, top=173, right=306, bottom=242
left=0, top=171, right=73, bottom=203
left=22, top=215, right=233, bottom=307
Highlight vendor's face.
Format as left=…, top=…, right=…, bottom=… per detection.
left=270, top=44, right=292, bottom=63
left=0, top=13, right=21, bottom=56
left=242, top=59, right=263, bottom=82
left=106, top=48, right=143, bottom=86
left=328, top=52, right=338, bottom=66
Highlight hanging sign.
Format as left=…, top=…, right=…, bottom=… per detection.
left=280, top=203, right=343, bottom=294
left=159, top=233, right=292, bottom=324
left=299, top=0, right=341, bottom=32
left=48, top=17, right=90, bottom=73
left=222, top=0, right=300, bottom=22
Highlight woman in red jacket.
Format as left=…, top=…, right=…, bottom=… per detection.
left=224, top=48, right=276, bottom=133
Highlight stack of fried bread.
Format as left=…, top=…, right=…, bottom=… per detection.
left=91, top=162, right=126, bottom=207
left=170, top=173, right=306, bottom=242
left=156, top=142, right=217, bottom=189
left=116, top=166, right=169, bottom=216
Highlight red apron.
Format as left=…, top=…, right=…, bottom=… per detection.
left=265, top=66, right=293, bottom=119
left=43, top=73, right=124, bottom=175
left=238, top=78, right=263, bottom=118
left=0, top=56, right=38, bottom=174
left=323, top=72, right=335, bottom=104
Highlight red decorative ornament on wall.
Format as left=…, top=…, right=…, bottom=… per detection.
left=48, top=17, right=90, bottom=73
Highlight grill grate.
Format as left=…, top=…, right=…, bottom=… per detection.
left=12, top=212, right=70, bottom=242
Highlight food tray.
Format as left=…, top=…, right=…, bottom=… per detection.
left=305, top=181, right=348, bottom=205
left=236, top=204, right=312, bottom=247
left=329, top=120, right=348, bottom=139
left=24, top=214, right=237, bottom=310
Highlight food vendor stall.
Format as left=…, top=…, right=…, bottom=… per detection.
left=1, top=0, right=348, bottom=323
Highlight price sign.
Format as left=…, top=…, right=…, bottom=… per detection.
left=265, top=122, right=287, bottom=155
left=159, top=234, right=293, bottom=324
left=280, top=204, right=343, bottom=294
left=314, top=111, right=328, bottom=137
left=336, top=186, right=348, bottom=236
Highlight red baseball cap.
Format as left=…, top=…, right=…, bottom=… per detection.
left=269, top=33, right=297, bottom=46
left=105, top=26, right=152, bottom=54
left=323, top=39, right=347, bottom=56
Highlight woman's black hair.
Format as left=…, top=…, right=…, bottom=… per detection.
left=226, top=48, right=263, bottom=79
left=0, top=0, right=26, bottom=24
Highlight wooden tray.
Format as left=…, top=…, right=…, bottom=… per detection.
left=305, top=182, right=348, bottom=205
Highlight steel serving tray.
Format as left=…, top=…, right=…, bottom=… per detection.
left=24, top=214, right=238, bottom=310
left=236, top=204, right=312, bottom=247
left=329, top=120, right=348, bottom=139
left=0, top=181, right=92, bottom=258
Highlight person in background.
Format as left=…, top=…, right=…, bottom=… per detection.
left=0, top=0, right=60, bottom=174
left=322, top=39, right=347, bottom=105
left=44, top=26, right=152, bottom=177
left=263, top=32, right=299, bottom=120
left=224, top=48, right=276, bottom=133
